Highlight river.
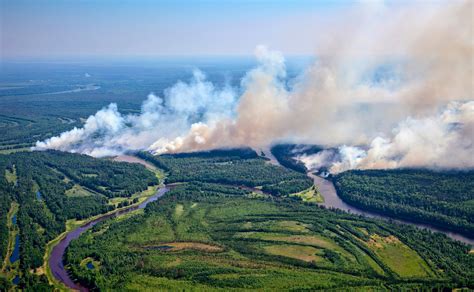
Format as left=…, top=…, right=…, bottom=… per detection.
left=49, top=186, right=170, bottom=292
left=262, top=149, right=473, bottom=246
left=307, top=172, right=474, bottom=246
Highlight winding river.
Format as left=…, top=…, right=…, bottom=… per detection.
left=261, top=149, right=473, bottom=246
left=308, top=173, right=474, bottom=246
left=49, top=186, right=170, bottom=291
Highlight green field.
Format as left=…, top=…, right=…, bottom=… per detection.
left=288, top=185, right=324, bottom=203
left=364, top=234, right=433, bottom=278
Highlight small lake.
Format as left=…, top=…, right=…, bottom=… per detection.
left=10, top=235, right=20, bottom=263
left=12, top=275, right=19, bottom=285
left=36, top=191, right=43, bottom=201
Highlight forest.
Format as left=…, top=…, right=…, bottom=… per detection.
left=0, top=151, right=158, bottom=290
left=65, top=181, right=474, bottom=290
left=138, top=149, right=313, bottom=196
left=334, top=169, right=474, bottom=237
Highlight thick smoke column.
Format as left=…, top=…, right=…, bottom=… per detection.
left=34, top=70, right=237, bottom=156
left=35, top=0, right=473, bottom=172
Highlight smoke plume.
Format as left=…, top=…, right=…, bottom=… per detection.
left=34, top=0, right=473, bottom=172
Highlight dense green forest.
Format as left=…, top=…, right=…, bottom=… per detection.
left=334, top=169, right=474, bottom=237
left=0, top=151, right=158, bottom=290
left=0, top=157, right=13, bottom=263
left=66, top=182, right=474, bottom=290
left=138, top=149, right=313, bottom=196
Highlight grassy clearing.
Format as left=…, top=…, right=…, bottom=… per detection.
left=264, top=244, right=324, bottom=263
left=4, top=165, right=17, bottom=184
left=289, top=186, right=324, bottom=203
left=65, top=184, right=93, bottom=197
left=145, top=242, right=223, bottom=252
left=0, top=147, right=31, bottom=154
left=174, top=204, right=184, bottom=217
left=277, top=220, right=311, bottom=233
left=365, top=234, right=433, bottom=277
left=236, top=232, right=335, bottom=248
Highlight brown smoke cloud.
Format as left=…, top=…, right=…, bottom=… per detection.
left=36, top=1, right=473, bottom=171
left=150, top=1, right=472, bottom=156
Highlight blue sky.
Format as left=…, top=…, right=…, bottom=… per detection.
left=0, top=0, right=442, bottom=58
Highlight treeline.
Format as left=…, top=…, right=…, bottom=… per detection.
left=0, top=150, right=159, bottom=290
left=138, top=149, right=313, bottom=196
left=334, top=169, right=474, bottom=237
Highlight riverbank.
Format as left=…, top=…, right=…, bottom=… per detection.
left=308, top=172, right=474, bottom=247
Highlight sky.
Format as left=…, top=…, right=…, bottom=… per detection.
left=0, top=0, right=444, bottom=59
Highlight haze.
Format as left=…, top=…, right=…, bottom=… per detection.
left=0, top=0, right=452, bottom=58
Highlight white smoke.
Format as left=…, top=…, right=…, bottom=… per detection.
left=298, top=101, right=474, bottom=173
left=34, top=70, right=237, bottom=156
left=34, top=1, right=473, bottom=173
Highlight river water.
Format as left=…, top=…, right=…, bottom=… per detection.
left=308, top=173, right=474, bottom=246
left=49, top=187, right=170, bottom=292
left=262, top=149, right=473, bottom=246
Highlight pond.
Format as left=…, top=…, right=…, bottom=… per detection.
left=9, top=235, right=20, bottom=263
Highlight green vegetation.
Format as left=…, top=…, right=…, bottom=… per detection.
left=66, top=181, right=474, bottom=290
left=1, top=202, right=19, bottom=288
left=0, top=151, right=159, bottom=290
left=334, top=169, right=474, bottom=236
left=138, top=149, right=313, bottom=196
left=65, top=184, right=94, bottom=197
left=289, top=186, right=324, bottom=203
left=364, top=234, right=432, bottom=278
